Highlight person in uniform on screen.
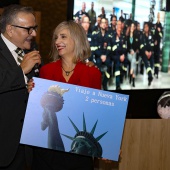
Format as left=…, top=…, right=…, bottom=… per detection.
left=126, top=22, right=140, bottom=87
left=87, top=2, right=96, bottom=31
left=74, top=2, right=89, bottom=22
left=135, top=22, right=143, bottom=75
left=140, top=22, right=154, bottom=86
left=109, top=20, right=128, bottom=90
left=108, top=15, right=117, bottom=35
left=92, top=15, right=101, bottom=34
left=125, top=13, right=133, bottom=29
left=153, top=12, right=163, bottom=79
left=98, top=7, right=106, bottom=19
left=92, top=17, right=111, bottom=90
left=119, top=10, right=125, bottom=22
left=110, top=7, right=116, bottom=22
left=105, top=18, right=109, bottom=31
left=81, top=15, right=95, bottom=62
left=81, top=16, right=91, bottom=37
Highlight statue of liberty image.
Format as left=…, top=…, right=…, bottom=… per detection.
left=40, top=85, right=69, bottom=151
left=62, top=113, right=108, bottom=158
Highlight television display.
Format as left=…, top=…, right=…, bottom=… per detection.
left=70, top=0, right=169, bottom=90
left=68, top=0, right=170, bottom=118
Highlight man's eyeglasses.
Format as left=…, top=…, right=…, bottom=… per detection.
left=11, top=25, right=38, bottom=34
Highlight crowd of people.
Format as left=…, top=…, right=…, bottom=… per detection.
left=74, top=2, right=163, bottom=90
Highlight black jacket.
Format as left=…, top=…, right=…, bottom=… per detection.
left=0, top=36, right=36, bottom=167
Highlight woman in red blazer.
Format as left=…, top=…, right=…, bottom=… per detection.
left=32, top=21, right=101, bottom=170
left=39, top=21, right=101, bottom=90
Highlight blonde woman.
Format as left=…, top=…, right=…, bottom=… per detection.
left=40, top=20, right=101, bottom=89
left=32, top=20, right=101, bottom=170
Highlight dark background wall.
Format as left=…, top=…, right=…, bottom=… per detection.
left=0, top=0, right=19, bottom=7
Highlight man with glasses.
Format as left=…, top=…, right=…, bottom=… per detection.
left=0, top=4, right=41, bottom=169
left=11, top=25, right=38, bottom=35
left=93, top=18, right=112, bottom=90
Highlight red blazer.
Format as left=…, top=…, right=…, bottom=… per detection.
left=40, top=59, right=102, bottom=90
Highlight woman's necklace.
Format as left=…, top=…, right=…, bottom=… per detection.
left=61, top=66, right=74, bottom=76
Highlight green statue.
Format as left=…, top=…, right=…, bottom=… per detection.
left=62, top=113, right=108, bottom=158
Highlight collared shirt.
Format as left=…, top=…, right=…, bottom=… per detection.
left=1, top=33, right=20, bottom=65
left=1, top=33, right=28, bottom=83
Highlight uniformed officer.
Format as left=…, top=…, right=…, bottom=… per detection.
left=81, top=15, right=94, bottom=61
left=108, top=15, right=117, bottom=36
left=74, top=2, right=89, bottom=22
left=109, top=20, right=127, bottom=90
left=153, top=12, right=163, bottom=78
left=91, top=16, right=101, bottom=35
left=119, top=10, right=125, bottom=22
left=110, top=8, right=116, bottom=22
left=134, top=22, right=143, bottom=75
left=140, top=22, right=154, bottom=86
left=87, top=2, right=96, bottom=31
left=92, top=17, right=112, bottom=90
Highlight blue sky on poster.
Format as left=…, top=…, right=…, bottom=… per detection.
left=20, top=77, right=129, bottom=161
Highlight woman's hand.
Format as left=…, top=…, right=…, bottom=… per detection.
left=85, top=60, right=99, bottom=69
left=86, top=60, right=94, bottom=67
left=27, top=78, right=35, bottom=93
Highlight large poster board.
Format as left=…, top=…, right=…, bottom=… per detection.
left=20, top=77, right=129, bottom=161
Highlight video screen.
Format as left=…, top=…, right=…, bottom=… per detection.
left=72, top=0, right=170, bottom=91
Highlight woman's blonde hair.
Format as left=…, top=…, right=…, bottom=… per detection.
left=50, top=20, right=91, bottom=63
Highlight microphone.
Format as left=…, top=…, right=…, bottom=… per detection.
left=32, top=42, right=40, bottom=76
left=23, top=42, right=40, bottom=78
left=33, top=63, right=39, bottom=76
